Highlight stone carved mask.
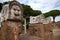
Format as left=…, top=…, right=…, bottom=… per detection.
left=1, top=1, right=23, bottom=21
left=10, top=5, right=22, bottom=20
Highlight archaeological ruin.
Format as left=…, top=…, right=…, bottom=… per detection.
left=0, top=0, right=60, bottom=40
left=0, top=0, right=23, bottom=40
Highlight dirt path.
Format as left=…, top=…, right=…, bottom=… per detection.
left=53, top=28, right=60, bottom=40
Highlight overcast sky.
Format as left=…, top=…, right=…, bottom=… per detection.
left=0, top=0, right=60, bottom=22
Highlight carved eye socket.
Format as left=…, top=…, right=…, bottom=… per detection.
left=18, top=10, right=20, bottom=11
left=14, top=9, right=16, bottom=11
left=35, top=29, right=37, bottom=31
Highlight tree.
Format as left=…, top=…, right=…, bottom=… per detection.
left=0, top=3, right=3, bottom=12
left=31, top=10, right=42, bottom=16
left=22, top=4, right=42, bottom=29
left=3, top=1, right=9, bottom=5
left=22, top=4, right=42, bottom=22
left=21, top=4, right=42, bottom=17
left=0, top=1, right=10, bottom=12
left=44, top=10, right=60, bottom=22
left=21, top=4, right=33, bottom=17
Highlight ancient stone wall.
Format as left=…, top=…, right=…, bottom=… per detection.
left=55, top=22, right=60, bottom=28
left=29, top=24, right=45, bottom=40
left=29, top=23, right=54, bottom=40
left=0, top=21, right=60, bottom=40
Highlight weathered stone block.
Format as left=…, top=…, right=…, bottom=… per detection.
left=0, top=20, right=22, bottom=40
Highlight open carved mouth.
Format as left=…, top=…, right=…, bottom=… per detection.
left=14, top=13, right=20, bottom=16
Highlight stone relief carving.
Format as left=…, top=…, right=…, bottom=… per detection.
left=30, top=14, right=52, bottom=24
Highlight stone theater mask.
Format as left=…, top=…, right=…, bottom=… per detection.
left=9, top=1, right=23, bottom=21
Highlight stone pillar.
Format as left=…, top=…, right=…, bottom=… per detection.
left=24, top=19, right=27, bottom=34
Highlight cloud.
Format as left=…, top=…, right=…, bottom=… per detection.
left=0, top=0, right=60, bottom=13
left=0, top=0, right=10, bottom=3
left=55, top=16, right=60, bottom=22
left=17, top=0, right=60, bottom=13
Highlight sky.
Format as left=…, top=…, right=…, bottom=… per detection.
left=0, top=0, right=60, bottom=22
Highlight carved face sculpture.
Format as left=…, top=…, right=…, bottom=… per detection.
left=10, top=5, right=22, bottom=20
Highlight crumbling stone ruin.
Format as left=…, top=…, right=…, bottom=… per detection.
left=30, top=14, right=52, bottom=24
left=0, top=0, right=23, bottom=40
left=29, top=23, right=54, bottom=40
left=0, top=0, right=60, bottom=40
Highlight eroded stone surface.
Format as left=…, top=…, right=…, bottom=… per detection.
left=29, top=23, right=54, bottom=40
left=0, top=21, right=22, bottom=40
